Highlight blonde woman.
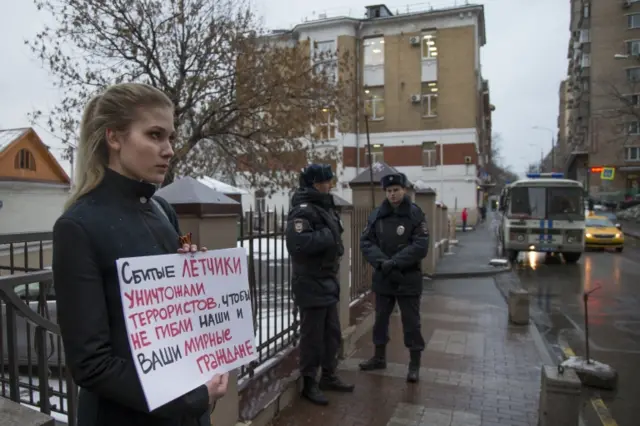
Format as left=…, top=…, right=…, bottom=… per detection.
left=53, top=83, right=227, bottom=426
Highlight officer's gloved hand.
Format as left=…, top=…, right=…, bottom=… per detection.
left=380, top=259, right=396, bottom=275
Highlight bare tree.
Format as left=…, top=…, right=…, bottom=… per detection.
left=27, top=0, right=353, bottom=189
left=484, top=133, right=519, bottom=193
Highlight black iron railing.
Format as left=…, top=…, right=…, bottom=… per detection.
left=237, top=209, right=299, bottom=380
left=350, top=207, right=373, bottom=301
left=0, top=232, right=78, bottom=425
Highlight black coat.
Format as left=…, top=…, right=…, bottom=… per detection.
left=52, top=169, right=210, bottom=426
left=360, top=196, right=429, bottom=296
left=285, top=188, right=344, bottom=308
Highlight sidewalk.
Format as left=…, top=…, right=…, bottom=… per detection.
left=619, top=219, right=640, bottom=239
left=434, top=219, right=509, bottom=278
left=269, top=277, right=546, bottom=426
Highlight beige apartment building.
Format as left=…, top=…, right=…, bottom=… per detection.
left=251, top=3, right=493, bottom=213
left=563, top=0, right=640, bottom=196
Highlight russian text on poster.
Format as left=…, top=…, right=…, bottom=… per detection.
left=117, top=247, right=256, bottom=410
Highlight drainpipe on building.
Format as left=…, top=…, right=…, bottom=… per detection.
left=439, top=142, right=444, bottom=203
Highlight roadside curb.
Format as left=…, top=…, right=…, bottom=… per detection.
left=429, top=266, right=511, bottom=280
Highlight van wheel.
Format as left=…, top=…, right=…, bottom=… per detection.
left=506, top=249, right=519, bottom=263
left=615, top=247, right=623, bottom=253
left=563, top=252, right=582, bottom=264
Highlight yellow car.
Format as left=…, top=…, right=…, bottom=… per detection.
left=585, top=214, right=624, bottom=252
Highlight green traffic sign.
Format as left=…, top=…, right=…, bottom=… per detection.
left=601, top=167, right=615, bottom=180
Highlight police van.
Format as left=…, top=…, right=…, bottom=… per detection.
left=497, top=173, right=586, bottom=263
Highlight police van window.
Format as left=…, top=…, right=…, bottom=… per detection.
left=510, top=187, right=545, bottom=218
left=548, top=187, right=582, bottom=218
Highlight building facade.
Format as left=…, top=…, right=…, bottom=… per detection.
left=245, top=3, right=492, bottom=214
left=563, top=0, right=640, bottom=197
left=0, top=128, right=71, bottom=233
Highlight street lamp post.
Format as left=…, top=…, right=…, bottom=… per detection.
left=532, top=126, right=556, bottom=172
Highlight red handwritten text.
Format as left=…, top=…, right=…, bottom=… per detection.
left=155, top=318, right=194, bottom=341
left=130, top=330, right=151, bottom=350
left=128, top=297, right=217, bottom=329
left=182, top=257, right=242, bottom=278
left=184, top=328, right=232, bottom=356
left=195, top=340, right=255, bottom=373
left=124, top=282, right=206, bottom=309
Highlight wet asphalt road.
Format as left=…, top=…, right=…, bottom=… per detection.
left=512, top=237, right=640, bottom=426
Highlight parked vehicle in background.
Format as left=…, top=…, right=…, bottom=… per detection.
left=497, top=173, right=585, bottom=263
left=1, top=268, right=63, bottom=367
left=584, top=214, right=624, bottom=252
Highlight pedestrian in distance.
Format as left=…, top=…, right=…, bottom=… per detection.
left=359, top=172, right=429, bottom=382
left=285, top=164, right=355, bottom=406
left=52, top=83, right=228, bottom=426
left=461, top=207, right=468, bottom=232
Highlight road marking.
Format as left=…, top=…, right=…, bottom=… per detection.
left=591, top=398, right=618, bottom=426
left=559, top=341, right=576, bottom=358
left=559, top=341, right=619, bottom=426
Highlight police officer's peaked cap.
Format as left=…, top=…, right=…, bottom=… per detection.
left=300, top=163, right=334, bottom=187
left=381, top=172, right=408, bottom=189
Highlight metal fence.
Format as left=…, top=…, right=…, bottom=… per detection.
left=350, top=207, right=374, bottom=301
left=0, top=232, right=78, bottom=425
left=0, top=207, right=364, bottom=420
left=236, top=209, right=299, bottom=380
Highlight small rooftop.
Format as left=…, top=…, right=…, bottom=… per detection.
left=278, top=2, right=485, bottom=45
left=0, top=128, right=29, bottom=152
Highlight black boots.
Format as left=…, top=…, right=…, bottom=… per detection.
left=358, top=345, right=387, bottom=371
left=407, top=351, right=421, bottom=383
left=302, top=376, right=328, bottom=406
left=319, top=373, right=355, bottom=392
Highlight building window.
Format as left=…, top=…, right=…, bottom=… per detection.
left=579, top=29, right=590, bottom=43
left=627, top=40, right=640, bottom=56
left=628, top=121, right=640, bottom=135
left=254, top=189, right=266, bottom=213
left=628, top=14, right=640, bottom=29
left=581, top=53, right=590, bottom=68
left=422, top=142, right=437, bottom=167
left=421, top=31, right=437, bottom=59
left=314, top=40, right=337, bottom=82
left=363, top=37, right=384, bottom=67
left=364, top=86, right=385, bottom=120
left=368, top=144, right=384, bottom=165
left=14, top=149, right=36, bottom=171
left=421, top=82, right=438, bottom=117
left=623, top=93, right=640, bottom=106
left=627, top=67, right=640, bottom=82
left=583, top=4, right=590, bottom=18
left=316, top=108, right=337, bottom=140
left=625, top=146, right=640, bottom=161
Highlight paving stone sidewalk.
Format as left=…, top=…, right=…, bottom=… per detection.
left=269, top=277, right=545, bottom=426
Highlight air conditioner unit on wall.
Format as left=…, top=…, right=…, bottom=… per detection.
left=409, top=36, right=421, bottom=46
left=410, top=94, right=421, bottom=103
left=464, top=156, right=472, bottom=164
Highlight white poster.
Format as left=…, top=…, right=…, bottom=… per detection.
left=116, top=247, right=257, bottom=410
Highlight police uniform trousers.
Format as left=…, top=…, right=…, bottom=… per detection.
left=372, top=293, right=425, bottom=351
left=299, top=303, right=342, bottom=377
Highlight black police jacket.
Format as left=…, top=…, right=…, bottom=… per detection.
left=360, top=196, right=429, bottom=296
left=52, top=169, right=210, bottom=426
left=285, top=188, right=344, bottom=308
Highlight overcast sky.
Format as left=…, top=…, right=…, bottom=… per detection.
left=0, top=0, right=569, bottom=177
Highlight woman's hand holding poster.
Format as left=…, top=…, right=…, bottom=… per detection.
left=116, top=247, right=257, bottom=410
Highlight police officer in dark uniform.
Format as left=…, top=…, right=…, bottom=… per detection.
left=285, top=164, right=355, bottom=405
left=358, top=172, right=429, bottom=382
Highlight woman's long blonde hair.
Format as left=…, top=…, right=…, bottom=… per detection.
left=65, top=83, right=174, bottom=210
